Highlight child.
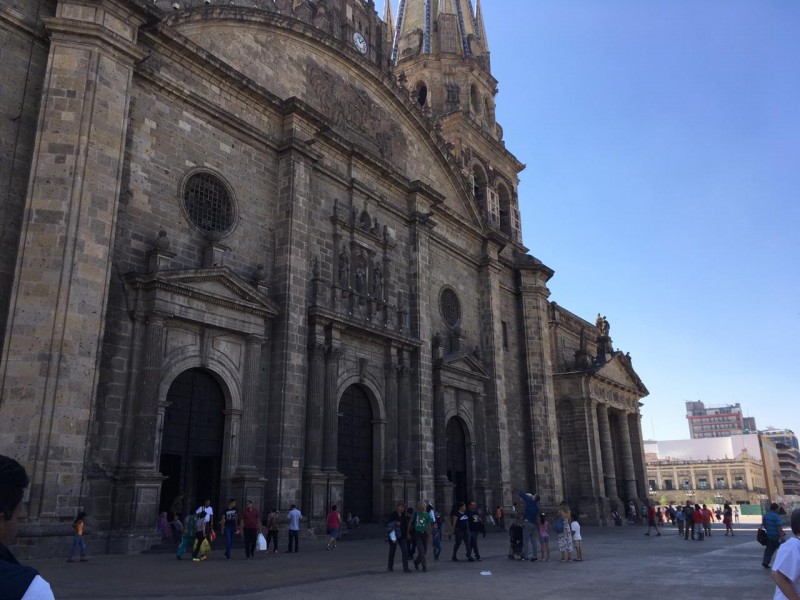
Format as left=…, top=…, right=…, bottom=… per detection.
left=570, top=516, right=583, bottom=561
left=432, top=514, right=442, bottom=562
left=157, top=511, right=170, bottom=541
left=538, top=512, right=550, bottom=561
left=67, top=512, right=88, bottom=562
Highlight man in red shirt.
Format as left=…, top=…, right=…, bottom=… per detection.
left=239, top=500, right=261, bottom=558
left=692, top=504, right=705, bottom=540
left=702, top=504, right=713, bottom=537
left=644, top=502, right=661, bottom=536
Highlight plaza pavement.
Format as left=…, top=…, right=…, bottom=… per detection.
left=27, top=520, right=777, bottom=599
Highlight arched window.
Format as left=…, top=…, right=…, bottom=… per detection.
left=417, top=82, right=428, bottom=107
left=470, top=84, right=481, bottom=115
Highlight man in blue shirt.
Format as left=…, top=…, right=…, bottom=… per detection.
left=762, top=502, right=785, bottom=569
left=517, top=491, right=540, bottom=561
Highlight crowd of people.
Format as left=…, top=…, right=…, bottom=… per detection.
left=2, top=453, right=799, bottom=600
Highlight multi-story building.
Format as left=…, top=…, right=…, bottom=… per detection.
left=686, top=400, right=746, bottom=439
left=0, top=0, right=650, bottom=555
left=645, top=435, right=783, bottom=508
left=761, top=429, right=800, bottom=497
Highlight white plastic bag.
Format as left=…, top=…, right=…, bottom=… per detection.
left=256, top=532, right=267, bottom=551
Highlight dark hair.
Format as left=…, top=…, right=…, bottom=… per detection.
left=73, top=511, right=87, bottom=525
left=770, top=503, right=780, bottom=511
left=791, top=509, right=800, bottom=535
left=0, top=455, right=29, bottom=520
left=331, top=505, right=337, bottom=511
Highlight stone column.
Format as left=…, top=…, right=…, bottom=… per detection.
left=131, top=315, right=166, bottom=467
left=304, top=343, right=327, bottom=471
left=322, top=347, right=341, bottom=472
left=615, top=410, right=639, bottom=500
left=597, top=403, right=618, bottom=499
left=474, top=392, right=490, bottom=507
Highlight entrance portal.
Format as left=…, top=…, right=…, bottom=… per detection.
left=337, top=385, right=374, bottom=523
left=159, top=368, right=225, bottom=516
left=446, top=417, right=469, bottom=505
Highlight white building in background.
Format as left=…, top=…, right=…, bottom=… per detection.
left=644, top=434, right=784, bottom=509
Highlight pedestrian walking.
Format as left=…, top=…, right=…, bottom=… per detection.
left=239, top=500, right=260, bottom=558
left=0, top=454, right=55, bottom=599
left=386, top=502, right=411, bottom=573
left=191, top=505, right=209, bottom=562
left=222, top=498, right=238, bottom=560
left=286, top=504, right=302, bottom=553
left=466, top=501, right=485, bottom=561
left=644, top=502, right=661, bottom=536
left=450, top=502, right=471, bottom=561
left=67, top=512, right=88, bottom=562
left=325, top=505, right=341, bottom=550
left=266, top=508, right=279, bottom=553
left=675, top=505, right=685, bottom=537
left=432, top=513, right=443, bottom=562
left=723, top=502, right=735, bottom=537
left=410, top=501, right=432, bottom=572
left=771, top=508, right=800, bottom=599
left=517, top=490, right=540, bottom=561
left=702, top=504, right=713, bottom=538
left=684, top=501, right=695, bottom=540
left=157, top=511, right=170, bottom=541
left=176, top=513, right=196, bottom=560
left=763, top=503, right=786, bottom=569
left=692, top=504, right=705, bottom=541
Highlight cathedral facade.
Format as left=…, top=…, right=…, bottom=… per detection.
left=0, top=0, right=649, bottom=555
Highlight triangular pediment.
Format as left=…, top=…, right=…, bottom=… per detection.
left=595, top=353, right=648, bottom=396
left=440, top=352, right=490, bottom=380
left=128, top=266, right=279, bottom=318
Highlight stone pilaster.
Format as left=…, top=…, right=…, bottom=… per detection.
left=432, top=363, right=449, bottom=511
left=0, top=0, right=157, bottom=519
left=304, top=342, right=327, bottom=472
left=384, top=346, right=399, bottom=475
left=517, top=258, right=562, bottom=506
left=231, top=335, right=265, bottom=506
left=478, top=241, right=511, bottom=509
left=397, top=352, right=412, bottom=477
left=131, top=315, right=166, bottom=467
left=322, top=346, right=342, bottom=472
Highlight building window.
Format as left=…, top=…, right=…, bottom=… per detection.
left=501, top=321, right=509, bottom=350
left=664, top=479, right=674, bottom=490
left=440, top=288, right=461, bottom=328
left=698, top=478, right=709, bottom=490
left=182, top=171, right=236, bottom=236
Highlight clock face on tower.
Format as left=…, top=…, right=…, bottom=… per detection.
left=353, top=31, right=368, bottom=54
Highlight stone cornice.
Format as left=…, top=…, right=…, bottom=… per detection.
left=308, top=306, right=421, bottom=348
left=43, top=17, right=148, bottom=63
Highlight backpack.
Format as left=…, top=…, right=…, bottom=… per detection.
left=554, top=517, right=565, bottom=533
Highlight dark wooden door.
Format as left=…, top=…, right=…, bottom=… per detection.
left=337, top=385, right=374, bottom=522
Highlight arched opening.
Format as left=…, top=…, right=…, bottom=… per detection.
left=159, top=368, right=226, bottom=517
left=472, top=164, right=487, bottom=203
left=498, top=183, right=512, bottom=236
left=337, top=385, right=374, bottom=522
left=470, top=84, right=481, bottom=115
left=446, top=417, right=469, bottom=506
left=416, top=82, right=428, bottom=107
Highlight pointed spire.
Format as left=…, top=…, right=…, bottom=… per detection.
left=384, top=0, right=395, bottom=46
left=474, top=0, right=488, bottom=49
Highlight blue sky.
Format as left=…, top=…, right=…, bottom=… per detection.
left=379, top=1, right=800, bottom=440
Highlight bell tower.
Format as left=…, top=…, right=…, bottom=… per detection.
left=390, top=0, right=522, bottom=243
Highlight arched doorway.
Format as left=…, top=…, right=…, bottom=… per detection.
left=446, top=417, right=469, bottom=506
left=337, top=385, right=374, bottom=523
left=159, top=368, right=226, bottom=516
